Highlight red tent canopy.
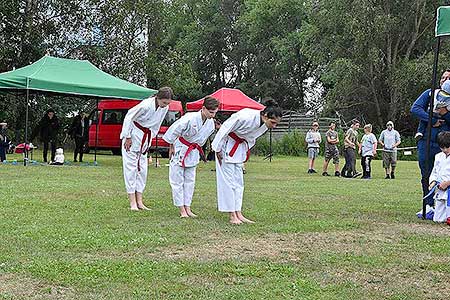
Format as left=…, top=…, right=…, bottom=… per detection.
left=186, top=88, right=265, bottom=111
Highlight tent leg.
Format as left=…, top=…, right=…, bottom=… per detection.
left=424, top=36, right=441, bottom=219
left=269, top=129, right=272, bottom=163
left=95, top=98, right=99, bottom=163
left=155, top=136, right=158, bottom=167
left=24, top=89, right=29, bottom=166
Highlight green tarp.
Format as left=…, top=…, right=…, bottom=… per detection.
left=0, top=55, right=156, bottom=100
left=436, top=6, right=450, bottom=37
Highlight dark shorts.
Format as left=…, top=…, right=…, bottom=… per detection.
left=325, top=146, right=339, bottom=164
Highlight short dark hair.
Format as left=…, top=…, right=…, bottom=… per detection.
left=329, top=121, right=336, bottom=126
left=156, top=86, right=173, bottom=100
left=437, top=131, right=450, bottom=148
left=261, top=97, right=282, bottom=119
left=351, top=119, right=360, bottom=125
left=203, top=96, right=219, bottom=110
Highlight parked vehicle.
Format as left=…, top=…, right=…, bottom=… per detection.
left=88, top=99, right=183, bottom=156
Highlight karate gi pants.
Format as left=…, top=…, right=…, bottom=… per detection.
left=169, top=163, right=196, bottom=207
left=433, top=198, right=450, bottom=223
left=122, top=149, right=148, bottom=193
left=216, top=159, right=244, bottom=212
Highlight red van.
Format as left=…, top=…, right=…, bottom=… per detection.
left=88, top=99, right=184, bottom=156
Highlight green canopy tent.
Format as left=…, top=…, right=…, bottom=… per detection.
left=0, top=55, right=157, bottom=165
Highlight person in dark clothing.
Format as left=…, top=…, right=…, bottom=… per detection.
left=31, top=109, right=60, bottom=163
left=68, top=112, right=90, bottom=162
left=0, top=122, right=10, bottom=162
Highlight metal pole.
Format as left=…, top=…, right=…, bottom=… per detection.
left=95, top=98, right=99, bottom=163
left=424, top=36, right=441, bottom=219
left=155, top=135, right=158, bottom=167
left=24, top=83, right=29, bottom=166
left=269, top=128, right=272, bottom=162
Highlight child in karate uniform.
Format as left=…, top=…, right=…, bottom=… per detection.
left=429, top=131, right=450, bottom=223
left=120, top=87, right=173, bottom=211
left=212, top=99, right=282, bottom=224
left=163, top=97, right=219, bottom=218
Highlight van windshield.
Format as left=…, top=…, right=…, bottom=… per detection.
left=161, top=110, right=181, bottom=127
left=102, top=110, right=127, bottom=124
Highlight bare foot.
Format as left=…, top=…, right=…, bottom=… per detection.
left=230, top=219, right=242, bottom=225
left=185, top=207, right=197, bottom=218
left=237, top=214, right=255, bottom=223
left=130, top=206, right=139, bottom=211
left=180, top=212, right=189, bottom=218
left=137, top=204, right=151, bottom=211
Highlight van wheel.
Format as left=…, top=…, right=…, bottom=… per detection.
left=111, top=149, right=122, bottom=156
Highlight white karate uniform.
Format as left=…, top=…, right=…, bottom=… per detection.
left=163, top=111, right=215, bottom=207
left=120, top=97, right=169, bottom=193
left=211, top=108, right=267, bottom=212
left=429, top=152, right=450, bottom=222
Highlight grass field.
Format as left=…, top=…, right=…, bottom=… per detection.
left=0, top=152, right=449, bottom=300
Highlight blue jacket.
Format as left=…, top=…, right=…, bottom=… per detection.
left=410, top=89, right=450, bottom=142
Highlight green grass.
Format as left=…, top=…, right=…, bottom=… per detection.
left=0, top=151, right=449, bottom=299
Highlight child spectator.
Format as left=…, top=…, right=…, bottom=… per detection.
left=342, top=119, right=361, bottom=178
left=358, top=124, right=377, bottom=179
left=305, top=121, right=321, bottom=174
left=322, top=121, right=340, bottom=176
left=429, top=131, right=450, bottom=223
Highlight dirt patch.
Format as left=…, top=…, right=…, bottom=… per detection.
left=0, top=273, right=76, bottom=300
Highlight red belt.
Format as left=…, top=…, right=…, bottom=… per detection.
left=179, top=136, right=205, bottom=168
left=133, top=121, right=151, bottom=171
left=228, top=132, right=250, bottom=162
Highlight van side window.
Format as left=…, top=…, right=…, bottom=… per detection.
left=103, top=110, right=126, bottom=124
left=89, top=110, right=101, bottom=124
left=162, top=111, right=180, bottom=127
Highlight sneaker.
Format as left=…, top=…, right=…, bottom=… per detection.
left=361, top=176, right=371, bottom=179
left=385, top=174, right=390, bottom=179
left=414, top=132, right=423, bottom=141
left=307, top=169, right=312, bottom=174
left=390, top=173, right=395, bottom=179
left=352, top=172, right=362, bottom=178
left=322, top=172, right=330, bottom=176
left=335, top=171, right=340, bottom=177
left=311, top=169, right=317, bottom=173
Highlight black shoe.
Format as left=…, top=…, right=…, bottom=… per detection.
left=385, top=174, right=390, bottom=179
left=390, top=173, right=395, bottom=179
left=352, top=172, right=362, bottom=178
left=322, top=172, right=330, bottom=176
left=307, top=169, right=312, bottom=174
left=335, top=171, right=340, bottom=177
left=311, top=169, right=317, bottom=173
left=74, top=159, right=78, bottom=162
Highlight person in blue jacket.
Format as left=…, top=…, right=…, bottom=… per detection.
left=410, top=77, right=450, bottom=206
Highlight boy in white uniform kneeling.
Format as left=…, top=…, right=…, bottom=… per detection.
left=212, top=99, right=282, bottom=224
left=429, top=131, right=450, bottom=223
left=163, top=97, right=219, bottom=218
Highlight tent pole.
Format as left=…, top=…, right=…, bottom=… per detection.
left=424, top=36, right=441, bottom=219
left=155, top=135, right=158, bottom=167
left=24, top=84, right=29, bottom=166
left=269, top=128, right=272, bottom=162
left=95, top=98, right=99, bottom=163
